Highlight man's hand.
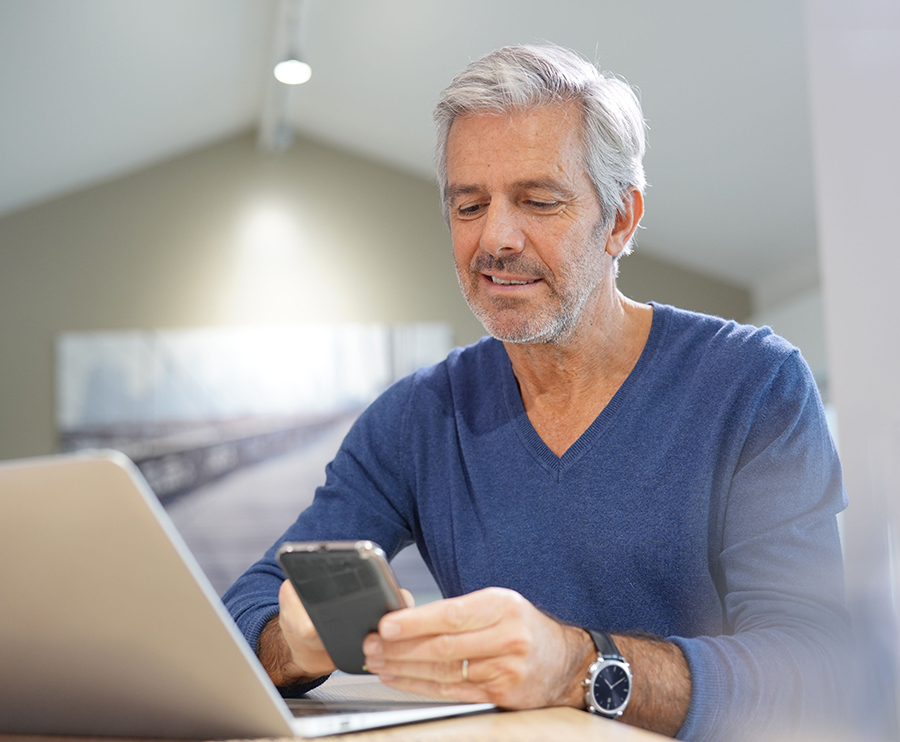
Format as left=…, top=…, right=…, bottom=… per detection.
left=361, top=586, right=594, bottom=709
left=258, top=579, right=417, bottom=687
left=256, top=580, right=337, bottom=687
left=276, top=578, right=340, bottom=679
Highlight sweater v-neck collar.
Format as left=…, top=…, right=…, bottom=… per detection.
left=497, top=302, right=668, bottom=475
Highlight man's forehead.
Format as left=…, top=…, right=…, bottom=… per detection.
left=448, top=100, right=583, bottom=140
left=445, top=103, right=589, bottom=188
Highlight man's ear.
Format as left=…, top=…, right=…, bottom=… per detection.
left=606, top=190, right=644, bottom=258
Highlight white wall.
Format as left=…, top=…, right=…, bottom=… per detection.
left=805, top=0, right=900, bottom=734
left=0, top=133, right=479, bottom=460
left=0, top=131, right=750, bottom=462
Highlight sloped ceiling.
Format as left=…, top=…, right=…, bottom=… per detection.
left=0, top=0, right=819, bottom=301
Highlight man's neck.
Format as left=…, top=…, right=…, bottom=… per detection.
left=503, top=292, right=653, bottom=456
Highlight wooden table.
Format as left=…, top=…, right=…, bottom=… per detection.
left=0, top=709, right=664, bottom=742
left=320, top=706, right=664, bottom=740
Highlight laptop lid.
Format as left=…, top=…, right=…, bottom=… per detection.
left=0, top=450, right=299, bottom=739
left=0, top=451, right=492, bottom=738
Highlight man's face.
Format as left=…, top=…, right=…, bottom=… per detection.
left=445, top=102, right=611, bottom=344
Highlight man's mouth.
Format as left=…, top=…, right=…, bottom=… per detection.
left=488, top=276, right=540, bottom=286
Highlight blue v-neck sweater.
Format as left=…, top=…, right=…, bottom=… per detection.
left=224, top=303, right=848, bottom=741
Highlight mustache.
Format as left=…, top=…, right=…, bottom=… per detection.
left=471, top=252, right=549, bottom=280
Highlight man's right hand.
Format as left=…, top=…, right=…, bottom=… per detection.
left=278, top=578, right=340, bottom=679
left=256, top=579, right=337, bottom=686
left=259, top=578, right=416, bottom=687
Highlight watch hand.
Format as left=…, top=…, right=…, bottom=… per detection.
left=609, top=677, right=626, bottom=689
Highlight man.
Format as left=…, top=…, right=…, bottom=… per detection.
left=224, top=45, right=848, bottom=740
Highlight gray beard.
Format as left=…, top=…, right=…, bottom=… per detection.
left=457, top=249, right=605, bottom=345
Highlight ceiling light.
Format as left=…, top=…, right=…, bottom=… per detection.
left=274, top=58, right=312, bottom=85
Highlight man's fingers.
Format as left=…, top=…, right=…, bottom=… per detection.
left=365, top=655, right=473, bottom=685
left=364, top=587, right=577, bottom=710
left=366, top=624, right=505, bottom=664
left=371, top=653, right=537, bottom=709
left=378, top=586, right=516, bottom=640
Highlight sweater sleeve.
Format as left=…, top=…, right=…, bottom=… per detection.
left=672, top=351, right=850, bottom=741
left=221, top=376, right=420, bottom=693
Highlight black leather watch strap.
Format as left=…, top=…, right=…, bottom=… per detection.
left=586, top=629, right=624, bottom=661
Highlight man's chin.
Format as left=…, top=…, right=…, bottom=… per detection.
left=477, top=307, right=584, bottom=345
left=463, top=295, right=569, bottom=344
left=478, top=317, right=558, bottom=345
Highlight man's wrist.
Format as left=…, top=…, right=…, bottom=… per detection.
left=257, top=615, right=313, bottom=687
left=559, top=625, right=597, bottom=708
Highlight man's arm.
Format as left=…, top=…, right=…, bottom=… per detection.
left=613, top=633, right=691, bottom=737
left=257, top=615, right=312, bottom=687
left=256, top=579, right=337, bottom=687
left=220, top=377, right=421, bottom=680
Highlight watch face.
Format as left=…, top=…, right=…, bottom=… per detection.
left=592, top=662, right=631, bottom=713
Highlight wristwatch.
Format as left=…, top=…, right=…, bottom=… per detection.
left=582, top=629, right=632, bottom=718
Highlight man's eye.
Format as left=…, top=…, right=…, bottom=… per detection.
left=526, top=200, right=559, bottom=210
left=457, top=204, right=485, bottom=217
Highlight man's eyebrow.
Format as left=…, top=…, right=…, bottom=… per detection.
left=446, top=179, right=576, bottom=202
left=513, top=178, right=576, bottom=198
left=446, top=184, right=483, bottom=203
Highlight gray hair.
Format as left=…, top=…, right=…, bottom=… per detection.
left=433, top=44, right=647, bottom=251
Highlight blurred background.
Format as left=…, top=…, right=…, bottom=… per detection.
left=0, top=0, right=897, bottom=735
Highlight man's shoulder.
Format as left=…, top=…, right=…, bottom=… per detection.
left=408, top=335, right=506, bottom=386
left=372, top=335, right=504, bottom=410
left=653, top=302, right=797, bottom=367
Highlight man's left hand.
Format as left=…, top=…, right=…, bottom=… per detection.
left=361, top=586, right=593, bottom=709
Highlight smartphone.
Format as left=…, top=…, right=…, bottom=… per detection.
left=276, top=540, right=406, bottom=674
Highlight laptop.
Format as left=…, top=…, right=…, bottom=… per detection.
left=0, top=450, right=494, bottom=738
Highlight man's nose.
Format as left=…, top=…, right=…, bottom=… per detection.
left=479, top=203, right=526, bottom=257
